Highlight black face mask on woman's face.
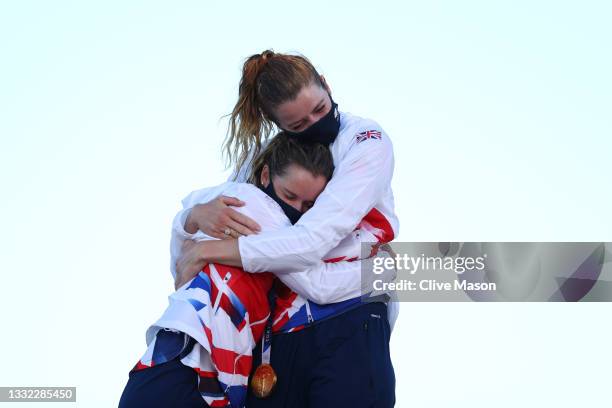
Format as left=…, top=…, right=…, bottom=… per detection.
left=284, top=95, right=341, bottom=145
left=260, top=178, right=303, bottom=225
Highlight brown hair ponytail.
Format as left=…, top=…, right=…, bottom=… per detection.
left=224, top=50, right=324, bottom=176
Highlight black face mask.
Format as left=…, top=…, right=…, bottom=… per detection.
left=284, top=96, right=341, bottom=145
left=260, top=179, right=303, bottom=225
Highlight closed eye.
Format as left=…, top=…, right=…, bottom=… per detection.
left=287, top=99, right=326, bottom=130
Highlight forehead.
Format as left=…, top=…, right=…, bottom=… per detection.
left=273, top=83, right=327, bottom=125
left=276, top=164, right=328, bottom=199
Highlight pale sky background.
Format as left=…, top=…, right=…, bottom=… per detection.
left=1, top=1, right=611, bottom=407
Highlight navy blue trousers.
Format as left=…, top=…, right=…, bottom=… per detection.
left=118, top=330, right=210, bottom=408
left=246, top=301, right=395, bottom=408
left=118, top=359, right=209, bottom=408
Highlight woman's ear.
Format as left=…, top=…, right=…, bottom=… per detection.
left=260, top=164, right=270, bottom=188
left=320, top=74, right=332, bottom=95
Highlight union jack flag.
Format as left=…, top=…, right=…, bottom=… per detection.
left=356, top=130, right=382, bottom=143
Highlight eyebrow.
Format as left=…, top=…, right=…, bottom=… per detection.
left=288, top=98, right=326, bottom=128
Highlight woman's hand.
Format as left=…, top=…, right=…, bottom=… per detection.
left=174, top=239, right=243, bottom=289
left=175, top=240, right=208, bottom=290
left=185, top=195, right=261, bottom=240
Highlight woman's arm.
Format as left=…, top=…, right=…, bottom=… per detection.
left=238, top=126, right=397, bottom=274
left=182, top=127, right=397, bottom=275
left=276, top=255, right=397, bottom=304
left=169, top=182, right=258, bottom=279
left=174, top=239, right=397, bottom=303
left=183, top=196, right=261, bottom=239
left=173, top=239, right=240, bottom=289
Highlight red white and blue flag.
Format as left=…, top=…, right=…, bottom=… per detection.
left=356, top=130, right=382, bottom=143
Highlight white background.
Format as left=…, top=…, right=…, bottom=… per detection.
left=1, top=1, right=611, bottom=406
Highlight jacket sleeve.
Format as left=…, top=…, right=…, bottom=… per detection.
left=169, top=184, right=228, bottom=279
left=277, top=260, right=363, bottom=304
left=238, top=128, right=396, bottom=273
left=277, top=252, right=398, bottom=304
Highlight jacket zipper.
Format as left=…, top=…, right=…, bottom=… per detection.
left=305, top=301, right=314, bottom=323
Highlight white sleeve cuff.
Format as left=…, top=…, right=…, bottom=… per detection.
left=174, top=207, right=198, bottom=239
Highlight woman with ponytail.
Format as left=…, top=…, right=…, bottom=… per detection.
left=175, top=50, right=399, bottom=407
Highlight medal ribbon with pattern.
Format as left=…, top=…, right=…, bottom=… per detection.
left=250, top=290, right=277, bottom=398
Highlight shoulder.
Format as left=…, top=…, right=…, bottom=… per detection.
left=225, top=183, right=291, bottom=232
left=182, top=181, right=289, bottom=231
left=332, top=111, right=392, bottom=160
left=180, top=181, right=263, bottom=208
left=180, top=182, right=232, bottom=208
left=339, top=111, right=383, bottom=133
left=213, top=182, right=272, bottom=208
left=223, top=181, right=260, bottom=197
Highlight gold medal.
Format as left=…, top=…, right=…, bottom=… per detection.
left=250, top=363, right=277, bottom=398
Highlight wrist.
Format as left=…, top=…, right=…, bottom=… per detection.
left=196, top=240, right=210, bottom=264
left=185, top=205, right=203, bottom=234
